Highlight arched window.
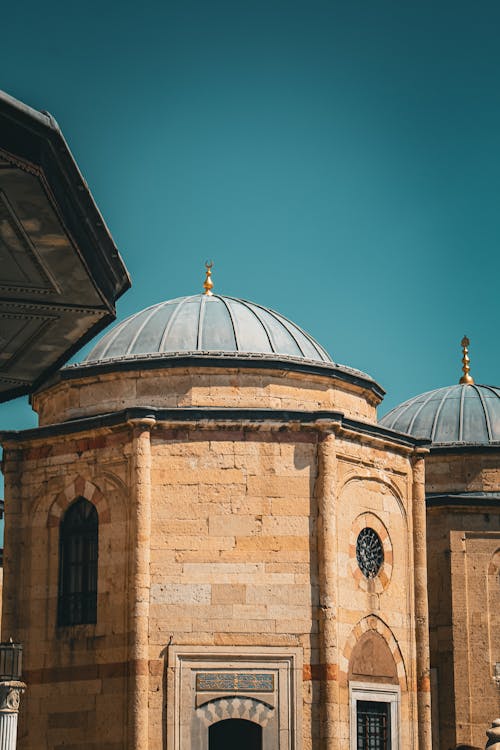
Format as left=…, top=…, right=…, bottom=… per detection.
left=58, top=497, right=98, bottom=626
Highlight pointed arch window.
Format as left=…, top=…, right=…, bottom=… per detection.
left=58, top=497, right=98, bottom=626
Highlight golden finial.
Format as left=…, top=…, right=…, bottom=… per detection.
left=203, top=260, right=214, bottom=296
left=459, top=335, right=474, bottom=384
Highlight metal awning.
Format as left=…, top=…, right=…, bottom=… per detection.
left=0, top=90, right=131, bottom=403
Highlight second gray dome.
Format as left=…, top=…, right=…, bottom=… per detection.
left=380, top=383, right=500, bottom=446
left=84, top=294, right=332, bottom=364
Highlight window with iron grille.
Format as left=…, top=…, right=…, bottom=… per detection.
left=356, top=528, right=384, bottom=579
left=57, top=497, right=98, bottom=626
left=356, top=700, right=390, bottom=750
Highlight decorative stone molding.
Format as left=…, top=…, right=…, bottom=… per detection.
left=349, top=681, right=400, bottom=750
left=340, top=614, right=407, bottom=689
left=47, top=475, right=111, bottom=527
left=196, top=697, right=274, bottom=727
left=0, top=682, right=25, bottom=713
left=167, top=645, right=302, bottom=750
left=339, top=472, right=408, bottom=524
left=0, top=681, right=26, bottom=750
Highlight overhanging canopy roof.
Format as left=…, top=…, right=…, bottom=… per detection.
left=0, top=90, right=131, bottom=403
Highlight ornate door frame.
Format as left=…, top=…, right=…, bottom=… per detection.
left=167, top=645, right=302, bottom=750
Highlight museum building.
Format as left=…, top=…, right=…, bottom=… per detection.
left=1, top=267, right=436, bottom=750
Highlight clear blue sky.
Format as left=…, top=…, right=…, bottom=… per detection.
left=1, top=0, right=500, bottom=438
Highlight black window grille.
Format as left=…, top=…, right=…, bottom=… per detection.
left=58, top=497, right=98, bottom=626
left=356, top=528, right=384, bottom=579
left=357, top=700, right=390, bottom=750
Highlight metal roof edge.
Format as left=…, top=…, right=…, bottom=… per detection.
left=340, top=417, right=429, bottom=449
left=0, top=89, right=131, bottom=304
left=429, top=443, right=500, bottom=454
left=0, top=90, right=56, bottom=130
left=1, top=309, right=117, bottom=405
left=49, top=352, right=385, bottom=401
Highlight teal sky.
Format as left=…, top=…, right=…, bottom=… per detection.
left=2, top=0, right=500, bottom=438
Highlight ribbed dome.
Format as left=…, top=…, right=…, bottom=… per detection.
left=84, top=294, right=332, bottom=365
left=380, top=383, right=500, bottom=446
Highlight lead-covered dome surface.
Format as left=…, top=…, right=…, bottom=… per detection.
left=84, top=294, right=333, bottom=364
left=380, top=383, right=500, bottom=446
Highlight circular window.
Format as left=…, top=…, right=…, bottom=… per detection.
left=356, top=528, right=384, bottom=579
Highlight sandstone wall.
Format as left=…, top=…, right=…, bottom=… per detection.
left=144, top=425, right=422, bottom=749
left=427, top=498, right=500, bottom=750
left=426, top=451, right=500, bottom=495
left=2, top=430, right=131, bottom=750
left=32, top=366, right=379, bottom=426
left=1, top=411, right=425, bottom=749
left=335, top=438, right=420, bottom=750
left=148, top=426, right=320, bottom=747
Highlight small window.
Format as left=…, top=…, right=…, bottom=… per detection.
left=356, top=528, right=384, bottom=579
left=350, top=682, right=399, bottom=750
left=357, top=700, right=390, bottom=749
left=58, top=497, right=98, bottom=626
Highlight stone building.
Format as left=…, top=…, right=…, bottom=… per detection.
left=0, top=272, right=433, bottom=749
left=381, top=343, right=500, bottom=750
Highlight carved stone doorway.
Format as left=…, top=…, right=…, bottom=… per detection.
left=209, top=719, right=262, bottom=750
left=167, top=646, right=302, bottom=749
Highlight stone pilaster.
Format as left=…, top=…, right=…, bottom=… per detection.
left=0, top=682, right=25, bottom=750
left=1, top=449, right=23, bottom=638
left=412, top=454, right=432, bottom=750
left=316, top=431, right=339, bottom=750
left=128, top=419, right=154, bottom=750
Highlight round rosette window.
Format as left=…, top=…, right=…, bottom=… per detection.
left=349, top=514, right=393, bottom=593
left=356, top=527, right=384, bottom=579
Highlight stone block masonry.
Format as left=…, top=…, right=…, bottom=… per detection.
left=1, top=361, right=429, bottom=749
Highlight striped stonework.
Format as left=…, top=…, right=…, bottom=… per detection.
left=46, top=475, right=111, bottom=527
left=340, top=614, right=407, bottom=689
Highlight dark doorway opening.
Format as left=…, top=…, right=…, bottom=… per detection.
left=209, top=718, right=262, bottom=750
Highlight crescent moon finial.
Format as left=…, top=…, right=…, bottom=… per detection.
left=459, top=335, right=474, bottom=384
left=203, top=260, right=214, bottom=295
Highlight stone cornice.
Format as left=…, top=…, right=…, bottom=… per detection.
left=426, top=491, right=500, bottom=508
left=40, top=353, right=386, bottom=404
left=0, top=406, right=429, bottom=455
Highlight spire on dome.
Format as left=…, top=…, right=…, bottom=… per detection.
left=203, top=261, right=214, bottom=295
left=459, top=335, right=474, bottom=385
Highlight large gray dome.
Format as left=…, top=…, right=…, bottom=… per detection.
left=84, top=294, right=332, bottom=365
left=380, top=383, right=500, bottom=446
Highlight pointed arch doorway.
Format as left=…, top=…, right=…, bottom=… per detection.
left=209, top=719, right=262, bottom=750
